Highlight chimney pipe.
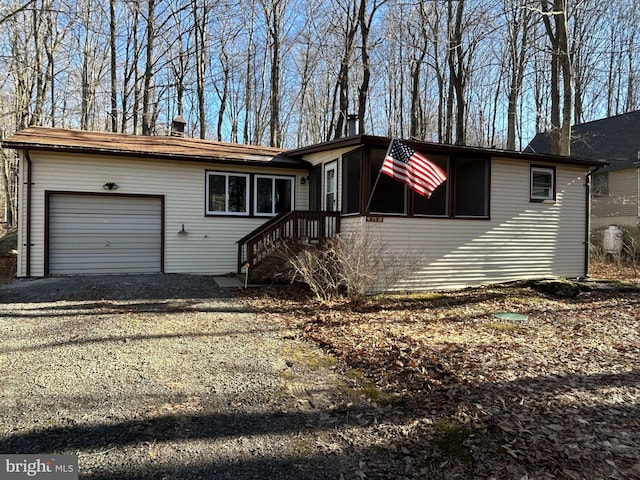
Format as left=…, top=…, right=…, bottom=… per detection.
left=171, top=115, right=187, bottom=137
left=347, top=114, right=359, bottom=137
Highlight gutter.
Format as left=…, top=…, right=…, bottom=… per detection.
left=25, top=150, right=32, bottom=277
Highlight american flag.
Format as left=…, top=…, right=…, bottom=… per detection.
left=381, top=139, right=448, bottom=198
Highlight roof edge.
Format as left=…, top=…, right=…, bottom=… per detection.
left=285, top=134, right=609, bottom=167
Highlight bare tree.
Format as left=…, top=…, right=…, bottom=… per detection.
left=77, top=0, right=110, bottom=130
left=0, top=0, right=37, bottom=25
left=260, top=0, right=289, bottom=147
left=356, top=0, right=387, bottom=136
left=192, top=0, right=208, bottom=139
left=141, top=0, right=156, bottom=135
left=329, top=0, right=360, bottom=140
left=540, top=0, right=572, bottom=155
left=504, top=0, right=534, bottom=150
left=446, top=0, right=465, bottom=145
left=109, top=0, right=118, bottom=132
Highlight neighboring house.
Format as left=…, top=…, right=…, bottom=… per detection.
left=526, top=110, right=640, bottom=229
left=3, top=126, right=606, bottom=291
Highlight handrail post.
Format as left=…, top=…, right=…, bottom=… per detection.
left=247, top=243, right=254, bottom=273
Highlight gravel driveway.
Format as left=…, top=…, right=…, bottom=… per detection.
left=0, top=275, right=364, bottom=479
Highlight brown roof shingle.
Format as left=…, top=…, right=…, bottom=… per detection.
left=2, top=127, right=307, bottom=168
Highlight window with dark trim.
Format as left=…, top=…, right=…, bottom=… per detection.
left=362, top=147, right=489, bottom=218
left=342, top=149, right=362, bottom=214
left=309, top=165, right=322, bottom=210
left=530, top=165, right=555, bottom=202
left=413, top=154, right=449, bottom=216
left=206, top=171, right=249, bottom=215
left=368, top=147, right=406, bottom=214
left=254, top=175, right=294, bottom=216
left=592, top=172, right=609, bottom=196
left=454, top=157, right=489, bottom=216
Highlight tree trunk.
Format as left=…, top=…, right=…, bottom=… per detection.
left=541, top=0, right=572, bottom=156
left=506, top=3, right=531, bottom=150
left=193, top=0, right=207, bottom=139
left=110, top=0, right=118, bottom=132
left=141, top=0, right=156, bottom=135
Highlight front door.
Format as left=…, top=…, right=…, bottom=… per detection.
left=324, top=161, right=337, bottom=211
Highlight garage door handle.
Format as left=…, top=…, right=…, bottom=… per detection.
left=105, top=241, right=110, bottom=247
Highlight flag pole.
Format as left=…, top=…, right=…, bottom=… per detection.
left=365, top=138, right=395, bottom=213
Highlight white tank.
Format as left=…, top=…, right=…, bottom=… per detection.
left=603, top=225, right=623, bottom=254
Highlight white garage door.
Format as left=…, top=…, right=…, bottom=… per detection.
left=48, top=194, right=162, bottom=275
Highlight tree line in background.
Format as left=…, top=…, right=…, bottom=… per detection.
left=1, top=0, right=640, bottom=225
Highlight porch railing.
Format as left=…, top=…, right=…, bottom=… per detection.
left=237, top=210, right=340, bottom=274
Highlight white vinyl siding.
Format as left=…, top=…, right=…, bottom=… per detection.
left=20, top=151, right=307, bottom=277
left=48, top=194, right=162, bottom=274
left=341, top=159, right=588, bottom=292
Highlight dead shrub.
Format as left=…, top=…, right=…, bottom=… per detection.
left=275, top=230, right=407, bottom=301
left=590, top=225, right=640, bottom=276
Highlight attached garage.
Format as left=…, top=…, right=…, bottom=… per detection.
left=47, top=193, right=163, bottom=275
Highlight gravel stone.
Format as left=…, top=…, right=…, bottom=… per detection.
left=0, top=275, right=364, bottom=479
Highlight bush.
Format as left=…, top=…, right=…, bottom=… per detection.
left=590, top=225, right=640, bottom=275
left=275, top=230, right=407, bottom=301
left=0, top=229, right=17, bottom=257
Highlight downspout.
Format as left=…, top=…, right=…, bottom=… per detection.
left=584, top=166, right=600, bottom=278
left=25, top=150, right=32, bottom=277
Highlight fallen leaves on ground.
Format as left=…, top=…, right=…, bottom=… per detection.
left=245, top=267, right=640, bottom=479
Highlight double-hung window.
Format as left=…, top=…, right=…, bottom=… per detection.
left=255, top=175, right=294, bottom=216
left=206, top=171, right=249, bottom=215
left=530, top=166, right=555, bottom=202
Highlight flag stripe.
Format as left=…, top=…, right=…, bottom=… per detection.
left=382, top=160, right=434, bottom=197
left=380, top=139, right=447, bottom=198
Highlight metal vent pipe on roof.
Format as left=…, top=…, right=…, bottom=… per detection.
left=347, top=114, right=359, bottom=137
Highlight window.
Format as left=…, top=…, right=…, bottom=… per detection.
left=455, top=157, right=489, bottom=216
left=592, top=172, right=609, bottom=196
left=254, top=175, right=294, bottom=216
left=413, top=154, right=449, bottom=216
left=363, top=148, right=490, bottom=217
left=342, top=150, right=361, bottom=214
left=206, top=171, right=249, bottom=215
left=368, top=147, right=406, bottom=214
left=309, top=165, right=322, bottom=210
left=530, top=166, right=555, bottom=201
